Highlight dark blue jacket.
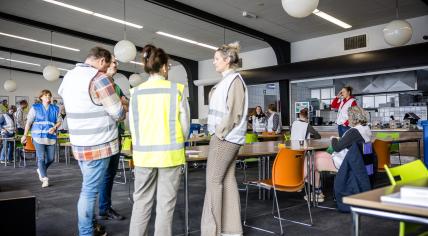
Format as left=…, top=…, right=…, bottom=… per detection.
left=334, top=143, right=372, bottom=212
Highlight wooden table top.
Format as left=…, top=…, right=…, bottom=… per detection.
left=343, top=178, right=428, bottom=218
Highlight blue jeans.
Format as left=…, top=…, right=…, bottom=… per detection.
left=78, top=158, right=110, bottom=236
left=33, top=140, right=55, bottom=177
left=0, top=132, right=15, bottom=161
left=98, top=153, right=119, bottom=215
left=338, top=125, right=350, bottom=138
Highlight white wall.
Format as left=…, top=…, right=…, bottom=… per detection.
left=0, top=69, right=62, bottom=106
left=291, top=15, right=428, bottom=62
left=197, top=47, right=277, bottom=118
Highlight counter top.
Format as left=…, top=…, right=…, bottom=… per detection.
left=312, top=125, right=422, bottom=132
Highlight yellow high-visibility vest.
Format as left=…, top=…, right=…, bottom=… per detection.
left=129, top=77, right=185, bottom=167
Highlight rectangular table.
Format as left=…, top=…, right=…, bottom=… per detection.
left=343, top=177, right=428, bottom=236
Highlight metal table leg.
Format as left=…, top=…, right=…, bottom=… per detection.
left=184, top=162, right=189, bottom=236
left=417, top=139, right=421, bottom=160
left=258, top=158, right=262, bottom=200
left=352, top=211, right=360, bottom=236
left=13, top=140, right=16, bottom=168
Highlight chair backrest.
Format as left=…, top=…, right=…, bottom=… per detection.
left=262, top=131, right=275, bottom=136
left=245, top=133, right=258, bottom=144
left=373, top=139, right=391, bottom=170
left=24, top=137, right=36, bottom=151
left=122, top=137, right=132, bottom=151
left=376, top=132, right=399, bottom=152
left=384, top=160, right=428, bottom=185
left=272, top=148, right=305, bottom=188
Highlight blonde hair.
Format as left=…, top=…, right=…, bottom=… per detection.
left=216, top=41, right=240, bottom=68
left=348, top=106, right=368, bottom=126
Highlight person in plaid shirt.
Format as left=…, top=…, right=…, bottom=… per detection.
left=58, top=47, right=128, bottom=236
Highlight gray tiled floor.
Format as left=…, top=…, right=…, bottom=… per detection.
left=0, top=159, right=399, bottom=236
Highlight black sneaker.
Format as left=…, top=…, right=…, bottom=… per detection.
left=98, top=208, right=124, bottom=221
left=93, top=222, right=108, bottom=236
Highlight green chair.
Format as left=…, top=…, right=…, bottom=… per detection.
left=376, top=132, right=401, bottom=164
left=284, top=132, right=291, bottom=142
left=384, top=160, right=428, bottom=236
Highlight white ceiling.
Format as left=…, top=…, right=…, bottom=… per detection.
left=0, top=0, right=426, bottom=75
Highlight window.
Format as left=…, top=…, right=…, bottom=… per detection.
left=361, top=93, right=400, bottom=108
left=311, top=87, right=335, bottom=108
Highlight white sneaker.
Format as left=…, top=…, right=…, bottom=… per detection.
left=36, top=169, right=43, bottom=182
left=304, top=192, right=325, bottom=203
left=42, top=177, right=49, bottom=188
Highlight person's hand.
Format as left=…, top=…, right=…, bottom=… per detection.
left=48, top=127, right=56, bottom=134
left=121, top=96, right=129, bottom=112
left=21, top=135, right=27, bottom=144
left=336, top=91, right=342, bottom=98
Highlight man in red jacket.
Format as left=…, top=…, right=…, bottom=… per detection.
left=331, top=86, right=357, bottom=137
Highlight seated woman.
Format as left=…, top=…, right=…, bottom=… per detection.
left=304, top=106, right=372, bottom=202
left=252, top=105, right=267, bottom=134
left=290, top=108, right=321, bottom=140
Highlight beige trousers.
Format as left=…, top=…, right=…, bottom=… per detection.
left=201, top=136, right=243, bottom=236
left=129, top=166, right=181, bottom=236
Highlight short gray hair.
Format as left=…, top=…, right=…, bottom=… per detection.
left=348, top=106, right=368, bottom=126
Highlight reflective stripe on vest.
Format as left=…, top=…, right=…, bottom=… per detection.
left=131, top=83, right=183, bottom=152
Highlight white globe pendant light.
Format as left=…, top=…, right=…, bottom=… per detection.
left=281, top=0, right=319, bottom=18
left=44, top=31, right=60, bottom=81
left=43, top=65, right=60, bottom=81
left=4, top=52, right=17, bottom=92
left=4, top=80, right=17, bottom=92
left=383, top=0, right=413, bottom=47
left=383, top=19, right=412, bottom=46
left=129, top=73, right=144, bottom=87
left=114, top=40, right=137, bottom=63
left=114, top=0, right=137, bottom=63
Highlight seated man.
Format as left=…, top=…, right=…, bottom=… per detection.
left=304, top=106, right=372, bottom=202
left=290, top=108, right=321, bottom=140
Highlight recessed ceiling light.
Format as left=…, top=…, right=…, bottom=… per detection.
left=0, top=32, right=80, bottom=51
left=0, top=57, right=41, bottom=66
left=130, top=60, right=143, bottom=65
left=43, top=0, right=143, bottom=29
left=312, top=9, right=352, bottom=29
left=156, top=31, right=218, bottom=50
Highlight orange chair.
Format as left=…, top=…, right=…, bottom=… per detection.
left=20, top=137, right=36, bottom=167
left=243, top=148, right=312, bottom=234
left=261, top=131, right=275, bottom=136
left=373, top=139, right=391, bottom=171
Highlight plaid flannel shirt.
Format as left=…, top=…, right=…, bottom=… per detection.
left=71, top=64, right=125, bottom=161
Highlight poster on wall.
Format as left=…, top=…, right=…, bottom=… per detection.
left=15, top=96, right=29, bottom=106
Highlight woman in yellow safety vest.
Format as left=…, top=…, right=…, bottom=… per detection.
left=128, top=44, right=190, bottom=236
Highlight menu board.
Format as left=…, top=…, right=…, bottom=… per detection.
left=295, top=101, right=310, bottom=113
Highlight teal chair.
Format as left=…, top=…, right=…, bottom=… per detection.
left=384, top=160, right=428, bottom=236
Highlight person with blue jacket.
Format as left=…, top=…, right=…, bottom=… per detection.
left=21, top=90, right=62, bottom=188
left=0, top=105, right=17, bottom=163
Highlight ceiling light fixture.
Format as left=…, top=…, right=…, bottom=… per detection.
left=312, top=9, right=352, bottom=29
left=57, top=67, right=70, bottom=71
left=130, top=60, right=143, bottom=65
left=0, top=32, right=80, bottom=51
left=4, top=52, right=17, bottom=92
left=0, top=57, right=41, bottom=67
left=282, top=0, right=319, bottom=18
left=43, top=31, right=60, bottom=82
left=43, top=0, right=143, bottom=29
left=383, top=0, right=412, bottom=46
left=156, top=31, right=218, bottom=50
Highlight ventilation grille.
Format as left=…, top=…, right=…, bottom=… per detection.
left=344, top=34, right=367, bottom=50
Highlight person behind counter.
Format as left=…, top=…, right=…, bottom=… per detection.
left=331, top=86, right=357, bottom=137
left=266, top=104, right=281, bottom=134
left=290, top=108, right=321, bottom=140
left=252, top=105, right=267, bottom=133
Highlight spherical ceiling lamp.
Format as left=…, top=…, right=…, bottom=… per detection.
left=114, top=40, right=137, bottom=63
left=4, top=80, right=17, bottom=92
left=129, top=73, right=144, bottom=87
left=383, top=19, right=412, bottom=46
left=281, top=0, right=319, bottom=18
left=43, top=65, right=60, bottom=82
